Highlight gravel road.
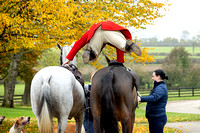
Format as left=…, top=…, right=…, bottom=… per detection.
left=165, top=100, right=200, bottom=133
left=166, top=100, right=200, bottom=114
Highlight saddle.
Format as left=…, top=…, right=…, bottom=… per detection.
left=62, top=64, right=84, bottom=88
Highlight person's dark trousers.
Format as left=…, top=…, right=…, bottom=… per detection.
left=83, top=108, right=94, bottom=133
left=147, top=115, right=167, bottom=133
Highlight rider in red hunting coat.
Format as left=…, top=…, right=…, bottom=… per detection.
left=62, top=20, right=141, bottom=65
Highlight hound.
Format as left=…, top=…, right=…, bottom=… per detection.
left=0, top=116, right=5, bottom=126
left=9, top=116, right=30, bottom=133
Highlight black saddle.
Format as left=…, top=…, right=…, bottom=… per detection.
left=62, top=64, right=84, bottom=88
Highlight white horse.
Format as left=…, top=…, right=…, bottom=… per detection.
left=31, top=42, right=85, bottom=133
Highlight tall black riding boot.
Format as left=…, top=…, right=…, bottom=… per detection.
left=125, top=40, right=142, bottom=56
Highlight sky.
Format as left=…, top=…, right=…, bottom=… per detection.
left=129, top=0, right=200, bottom=40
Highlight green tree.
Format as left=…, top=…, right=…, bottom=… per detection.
left=191, top=33, right=200, bottom=56
left=0, top=53, right=11, bottom=81
left=18, top=50, right=41, bottom=105
left=162, top=47, right=190, bottom=87
left=186, top=65, right=200, bottom=87
left=163, top=37, right=178, bottom=44
left=180, top=30, right=190, bottom=44
left=37, top=48, right=60, bottom=68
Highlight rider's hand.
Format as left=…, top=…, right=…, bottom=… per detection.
left=62, top=59, right=70, bottom=66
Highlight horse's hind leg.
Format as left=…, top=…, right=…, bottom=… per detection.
left=57, top=116, right=68, bottom=133
left=93, top=116, right=102, bottom=133
left=131, top=112, right=135, bottom=129
left=121, top=117, right=133, bottom=133
left=74, top=111, right=84, bottom=133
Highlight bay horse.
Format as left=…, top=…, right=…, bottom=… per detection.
left=31, top=42, right=85, bottom=133
left=90, top=59, right=138, bottom=133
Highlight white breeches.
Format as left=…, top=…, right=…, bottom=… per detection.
left=87, top=27, right=127, bottom=56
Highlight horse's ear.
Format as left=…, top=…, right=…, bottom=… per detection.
left=57, top=42, right=62, bottom=50
left=104, top=55, right=110, bottom=64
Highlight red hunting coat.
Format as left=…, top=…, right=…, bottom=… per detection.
left=66, top=21, right=132, bottom=63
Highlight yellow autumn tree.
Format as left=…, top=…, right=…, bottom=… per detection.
left=1, top=0, right=168, bottom=53
left=0, top=0, right=169, bottom=107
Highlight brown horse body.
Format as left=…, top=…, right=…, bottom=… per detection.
left=90, top=62, right=137, bottom=133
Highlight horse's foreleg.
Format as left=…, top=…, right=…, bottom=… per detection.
left=74, top=111, right=84, bottom=133
left=57, top=116, right=68, bottom=133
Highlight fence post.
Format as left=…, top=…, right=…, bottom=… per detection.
left=178, top=88, right=180, bottom=97
left=192, top=88, right=194, bottom=96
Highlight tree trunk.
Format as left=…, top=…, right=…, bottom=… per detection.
left=22, top=81, right=31, bottom=106
left=2, top=50, right=22, bottom=108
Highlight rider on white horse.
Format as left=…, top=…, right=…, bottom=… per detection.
left=62, top=20, right=141, bottom=65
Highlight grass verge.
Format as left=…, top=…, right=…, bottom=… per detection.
left=1, top=84, right=199, bottom=132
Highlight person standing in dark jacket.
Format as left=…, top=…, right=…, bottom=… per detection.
left=138, top=69, right=168, bottom=133
left=83, top=72, right=96, bottom=133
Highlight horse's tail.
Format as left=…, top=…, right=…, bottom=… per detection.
left=39, top=75, right=53, bottom=133
left=101, top=70, right=119, bottom=133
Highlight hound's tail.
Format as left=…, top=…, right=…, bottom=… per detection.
left=39, top=75, right=53, bottom=133
left=101, top=70, right=119, bottom=133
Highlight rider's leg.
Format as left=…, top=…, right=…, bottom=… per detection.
left=82, top=27, right=104, bottom=64
left=116, top=49, right=125, bottom=63
left=82, top=27, right=142, bottom=64
left=103, top=30, right=126, bottom=51
left=87, top=27, right=104, bottom=58
left=103, top=30, right=141, bottom=56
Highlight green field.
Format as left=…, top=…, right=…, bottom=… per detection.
left=1, top=84, right=200, bottom=122
left=154, top=55, right=200, bottom=59
left=0, top=98, right=198, bottom=133
left=146, top=46, right=200, bottom=54
left=0, top=84, right=24, bottom=95
left=1, top=84, right=200, bottom=133
left=144, top=46, right=200, bottom=61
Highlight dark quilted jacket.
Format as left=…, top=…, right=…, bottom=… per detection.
left=141, top=81, right=168, bottom=118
